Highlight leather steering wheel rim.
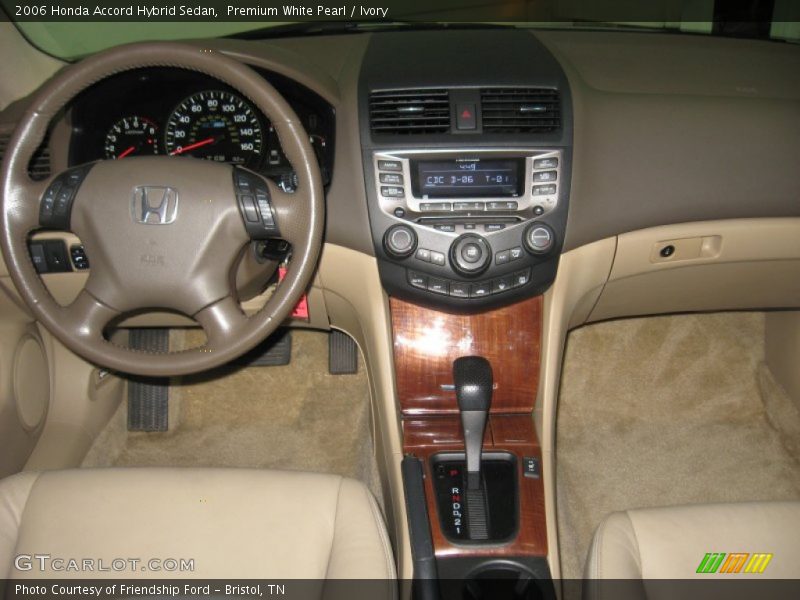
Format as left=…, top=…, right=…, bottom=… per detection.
left=0, top=42, right=325, bottom=377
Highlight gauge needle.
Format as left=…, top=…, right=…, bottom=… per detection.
left=117, top=146, right=136, bottom=159
left=170, top=137, right=216, bottom=156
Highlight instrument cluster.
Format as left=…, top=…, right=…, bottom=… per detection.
left=68, top=67, right=334, bottom=190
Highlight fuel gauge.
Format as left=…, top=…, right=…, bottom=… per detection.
left=104, top=116, right=159, bottom=159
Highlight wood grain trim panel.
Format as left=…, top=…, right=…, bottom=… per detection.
left=390, top=296, right=542, bottom=416
left=403, top=415, right=547, bottom=558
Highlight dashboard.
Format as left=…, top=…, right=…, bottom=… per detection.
left=67, top=67, right=335, bottom=191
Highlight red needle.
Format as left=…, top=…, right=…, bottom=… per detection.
left=170, top=137, right=216, bottom=156
left=117, top=146, right=135, bottom=159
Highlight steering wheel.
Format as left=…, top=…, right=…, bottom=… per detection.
left=0, top=43, right=324, bottom=377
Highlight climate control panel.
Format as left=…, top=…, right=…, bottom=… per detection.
left=365, top=148, right=570, bottom=311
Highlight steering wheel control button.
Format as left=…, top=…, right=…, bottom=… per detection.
left=70, top=245, right=90, bottom=270
left=450, top=234, right=491, bottom=277
left=39, top=166, right=92, bottom=229
left=524, top=222, right=556, bottom=255
left=234, top=169, right=280, bottom=239
left=384, top=224, right=417, bottom=258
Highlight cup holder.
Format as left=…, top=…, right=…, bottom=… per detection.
left=461, top=560, right=551, bottom=600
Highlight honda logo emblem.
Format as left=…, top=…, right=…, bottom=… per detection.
left=132, top=186, right=179, bottom=225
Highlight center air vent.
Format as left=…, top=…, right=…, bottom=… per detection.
left=370, top=89, right=451, bottom=135
left=480, top=88, right=560, bottom=134
left=0, top=131, right=52, bottom=180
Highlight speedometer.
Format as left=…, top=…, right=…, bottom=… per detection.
left=164, top=90, right=263, bottom=167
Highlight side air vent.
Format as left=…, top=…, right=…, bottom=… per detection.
left=0, top=131, right=52, bottom=180
left=480, top=88, right=560, bottom=134
left=370, top=89, right=451, bottom=135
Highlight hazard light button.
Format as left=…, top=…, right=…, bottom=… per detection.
left=456, top=103, right=477, bottom=130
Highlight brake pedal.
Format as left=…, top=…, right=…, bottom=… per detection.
left=234, top=328, right=292, bottom=367
left=127, top=329, right=169, bottom=432
left=329, top=330, right=358, bottom=375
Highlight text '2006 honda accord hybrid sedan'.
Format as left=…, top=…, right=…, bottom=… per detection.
left=0, top=3, right=799, bottom=600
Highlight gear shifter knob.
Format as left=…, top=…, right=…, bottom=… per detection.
left=453, top=356, right=493, bottom=490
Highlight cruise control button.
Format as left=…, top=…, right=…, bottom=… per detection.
left=427, top=278, right=449, bottom=295
left=469, top=281, right=492, bottom=298
left=378, top=160, right=402, bottom=171
left=379, top=173, right=403, bottom=185
left=513, top=269, right=531, bottom=287
left=533, top=184, right=557, bottom=196
left=533, top=157, right=558, bottom=169
left=533, top=170, right=557, bottom=182
left=449, top=282, right=470, bottom=298
left=408, top=271, right=428, bottom=289
left=415, top=248, right=431, bottom=262
left=495, top=250, right=510, bottom=265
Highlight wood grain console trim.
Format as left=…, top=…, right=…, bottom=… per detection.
left=403, top=415, right=547, bottom=558
left=390, top=296, right=542, bottom=416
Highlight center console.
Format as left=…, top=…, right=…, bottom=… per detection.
left=359, top=28, right=571, bottom=598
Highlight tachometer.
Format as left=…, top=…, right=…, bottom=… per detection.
left=104, top=116, right=159, bottom=159
left=164, top=90, right=263, bottom=167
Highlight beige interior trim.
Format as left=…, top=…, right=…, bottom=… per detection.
left=0, top=23, right=63, bottom=112
left=590, top=218, right=800, bottom=321
left=536, top=237, right=617, bottom=578
left=316, top=243, right=411, bottom=581
left=765, top=311, right=800, bottom=410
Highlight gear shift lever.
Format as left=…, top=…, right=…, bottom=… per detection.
left=453, top=356, right=493, bottom=490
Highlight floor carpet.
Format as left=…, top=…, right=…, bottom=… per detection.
left=556, top=312, right=800, bottom=579
left=83, top=329, right=382, bottom=503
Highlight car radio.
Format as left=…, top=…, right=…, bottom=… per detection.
left=365, top=148, right=570, bottom=310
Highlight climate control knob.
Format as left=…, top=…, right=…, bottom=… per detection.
left=523, top=222, right=556, bottom=256
left=450, top=234, right=491, bottom=277
left=383, top=224, right=417, bottom=258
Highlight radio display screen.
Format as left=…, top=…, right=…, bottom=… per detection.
left=412, top=159, right=523, bottom=198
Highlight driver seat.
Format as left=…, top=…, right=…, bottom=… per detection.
left=0, top=468, right=395, bottom=582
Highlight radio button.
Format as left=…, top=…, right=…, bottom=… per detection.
left=533, top=205, right=545, bottom=216
left=484, top=223, right=506, bottom=232
left=434, top=223, right=456, bottom=232
left=487, top=201, right=518, bottom=211
left=453, top=201, right=484, bottom=212
left=533, top=184, right=557, bottom=196
left=378, top=160, right=402, bottom=171
left=533, top=170, right=557, bottom=183
left=379, top=173, right=403, bottom=185
left=420, top=202, right=452, bottom=212
left=463, top=223, right=477, bottom=230
left=449, top=282, right=470, bottom=298
left=533, top=157, right=558, bottom=169
left=381, top=186, right=405, bottom=198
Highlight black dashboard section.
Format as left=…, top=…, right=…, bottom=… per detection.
left=67, top=67, right=335, bottom=191
left=359, top=30, right=573, bottom=311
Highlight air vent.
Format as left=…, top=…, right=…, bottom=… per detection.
left=480, top=88, right=560, bottom=134
left=0, top=131, right=52, bottom=180
left=370, top=89, right=451, bottom=135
